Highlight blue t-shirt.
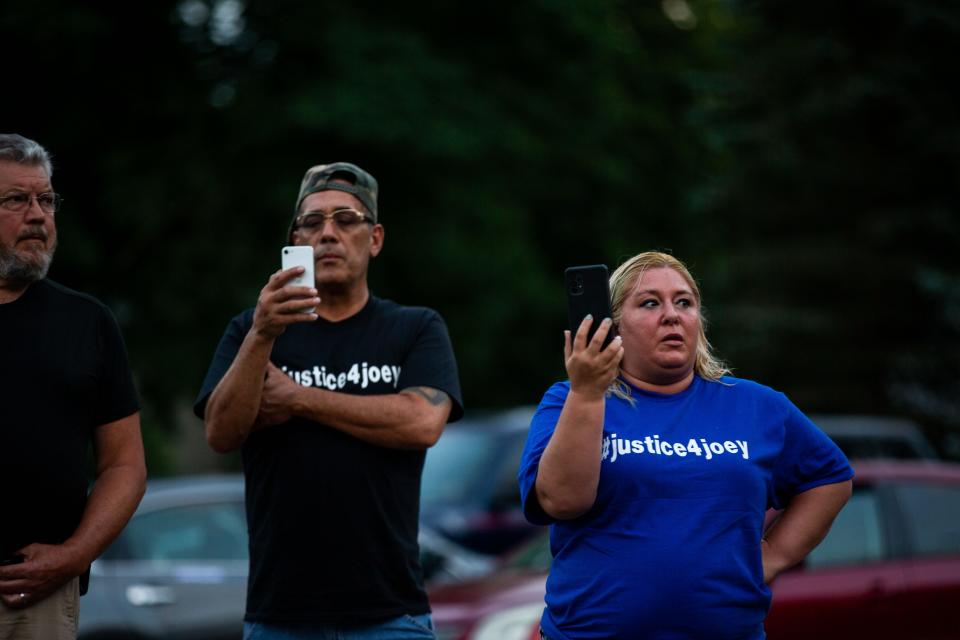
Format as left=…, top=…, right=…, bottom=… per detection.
left=517, top=375, right=853, bottom=640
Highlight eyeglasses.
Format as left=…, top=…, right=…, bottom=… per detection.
left=294, top=208, right=374, bottom=232
left=0, top=191, right=63, bottom=215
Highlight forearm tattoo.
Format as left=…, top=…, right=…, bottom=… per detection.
left=403, top=386, right=449, bottom=407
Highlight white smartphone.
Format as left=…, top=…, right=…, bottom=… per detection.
left=281, top=245, right=316, bottom=313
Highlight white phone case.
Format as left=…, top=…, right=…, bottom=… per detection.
left=281, top=246, right=316, bottom=313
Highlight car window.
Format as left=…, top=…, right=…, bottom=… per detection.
left=108, top=502, right=248, bottom=561
left=422, top=428, right=506, bottom=506
left=505, top=531, right=552, bottom=572
left=894, top=482, right=960, bottom=557
left=805, top=487, right=885, bottom=569
left=830, top=436, right=926, bottom=460
left=489, top=433, right=527, bottom=510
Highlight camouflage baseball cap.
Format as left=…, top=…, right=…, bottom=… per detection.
left=294, top=162, right=378, bottom=220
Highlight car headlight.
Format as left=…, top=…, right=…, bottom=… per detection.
left=469, top=602, right=544, bottom=640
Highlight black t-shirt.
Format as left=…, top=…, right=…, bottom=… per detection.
left=194, top=295, right=463, bottom=625
left=0, top=279, right=140, bottom=561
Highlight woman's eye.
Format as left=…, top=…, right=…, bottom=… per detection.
left=641, top=299, right=658, bottom=308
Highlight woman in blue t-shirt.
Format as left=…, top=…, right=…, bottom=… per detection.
left=518, top=251, right=853, bottom=640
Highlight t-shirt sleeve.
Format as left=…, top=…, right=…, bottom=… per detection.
left=93, top=306, right=140, bottom=426
left=770, top=398, right=854, bottom=509
left=518, top=382, right=569, bottom=525
left=193, top=311, right=252, bottom=419
left=395, top=310, right=464, bottom=422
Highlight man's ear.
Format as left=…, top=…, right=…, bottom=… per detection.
left=369, top=224, right=384, bottom=257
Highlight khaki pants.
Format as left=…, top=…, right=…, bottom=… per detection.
left=0, top=577, right=79, bottom=640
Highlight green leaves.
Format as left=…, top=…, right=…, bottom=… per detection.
left=6, top=0, right=957, bottom=466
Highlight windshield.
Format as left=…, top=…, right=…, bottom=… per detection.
left=421, top=427, right=506, bottom=507
left=505, top=531, right=552, bottom=571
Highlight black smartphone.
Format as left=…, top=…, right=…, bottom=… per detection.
left=0, top=554, right=24, bottom=566
left=565, top=264, right=615, bottom=349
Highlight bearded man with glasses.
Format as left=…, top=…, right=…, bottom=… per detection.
left=196, top=162, right=463, bottom=640
left=0, top=134, right=146, bottom=640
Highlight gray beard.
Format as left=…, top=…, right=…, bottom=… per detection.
left=0, top=245, right=55, bottom=282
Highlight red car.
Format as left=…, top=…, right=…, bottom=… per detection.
left=428, top=460, right=960, bottom=640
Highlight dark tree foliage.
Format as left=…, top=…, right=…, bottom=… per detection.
left=701, top=0, right=960, bottom=453
left=4, top=0, right=957, bottom=469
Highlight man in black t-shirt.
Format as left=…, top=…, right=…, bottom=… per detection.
left=195, top=162, right=462, bottom=639
left=0, top=134, right=146, bottom=640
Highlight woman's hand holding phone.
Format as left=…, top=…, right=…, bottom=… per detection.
left=564, top=265, right=623, bottom=397
left=565, top=314, right=623, bottom=398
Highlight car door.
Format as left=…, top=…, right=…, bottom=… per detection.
left=889, top=481, right=960, bottom=640
left=766, top=484, right=911, bottom=640
left=103, top=500, right=248, bottom=640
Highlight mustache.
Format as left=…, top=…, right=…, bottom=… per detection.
left=17, top=230, right=48, bottom=242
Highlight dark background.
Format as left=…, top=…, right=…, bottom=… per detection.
left=5, top=0, right=958, bottom=472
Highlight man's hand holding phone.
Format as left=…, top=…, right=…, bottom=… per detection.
left=0, top=554, right=24, bottom=566
left=251, top=247, right=321, bottom=339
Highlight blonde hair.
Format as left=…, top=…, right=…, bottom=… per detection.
left=608, top=251, right=731, bottom=400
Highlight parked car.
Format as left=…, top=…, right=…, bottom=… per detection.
left=812, top=414, right=939, bottom=460
left=421, top=409, right=935, bottom=559
left=79, top=474, right=489, bottom=639
left=421, top=406, right=541, bottom=555
left=765, top=460, right=960, bottom=639
left=428, top=460, right=960, bottom=640
left=79, top=474, right=247, bottom=640
left=429, top=536, right=549, bottom=640
left=419, top=525, right=497, bottom=585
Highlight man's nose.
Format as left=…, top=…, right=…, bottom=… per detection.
left=22, top=200, right=48, bottom=222
left=318, top=218, right=341, bottom=239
